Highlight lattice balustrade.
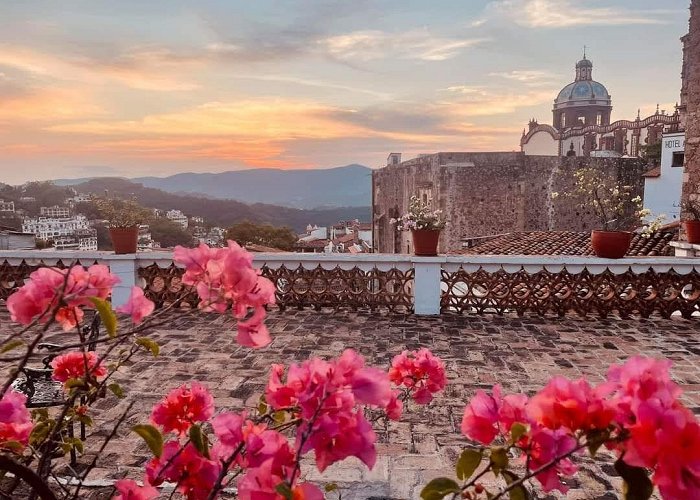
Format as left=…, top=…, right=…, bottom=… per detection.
left=441, top=266, right=700, bottom=318
left=138, top=263, right=198, bottom=309
left=138, top=262, right=414, bottom=312
left=260, top=264, right=413, bottom=312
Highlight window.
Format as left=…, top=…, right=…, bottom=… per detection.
left=560, top=114, right=566, bottom=128
left=596, top=113, right=602, bottom=125
left=672, top=152, right=685, bottom=168
left=577, top=115, right=586, bottom=125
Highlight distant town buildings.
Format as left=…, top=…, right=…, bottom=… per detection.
left=40, top=205, right=71, bottom=218
left=0, top=200, right=15, bottom=213
left=296, top=221, right=372, bottom=253
left=53, top=230, right=98, bottom=252
left=22, top=215, right=90, bottom=241
left=166, top=209, right=189, bottom=229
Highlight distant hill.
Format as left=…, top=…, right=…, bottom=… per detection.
left=55, top=165, right=373, bottom=209
left=71, top=178, right=370, bottom=233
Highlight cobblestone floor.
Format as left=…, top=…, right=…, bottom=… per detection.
left=4, top=309, right=700, bottom=499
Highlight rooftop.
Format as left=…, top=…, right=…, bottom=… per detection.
left=10, top=308, right=697, bottom=499
left=462, top=229, right=677, bottom=257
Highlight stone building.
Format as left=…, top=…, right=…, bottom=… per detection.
left=681, top=0, right=700, bottom=222
left=372, top=152, right=646, bottom=254
left=521, top=55, right=682, bottom=158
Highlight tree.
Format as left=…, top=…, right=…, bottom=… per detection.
left=640, top=141, right=662, bottom=164
left=148, top=218, right=193, bottom=248
left=225, top=221, right=298, bottom=250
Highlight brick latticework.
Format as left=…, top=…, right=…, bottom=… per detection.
left=372, top=153, right=647, bottom=254
left=681, top=0, right=700, bottom=229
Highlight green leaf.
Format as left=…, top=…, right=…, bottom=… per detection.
left=133, top=424, right=164, bottom=458
left=324, top=483, right=338, bottom=492
left=258, top=396, right=268, bottom=416
left=108, top=383, right=125, bottom=399
left=510, top=423, right=527, bottom=443
left=90, top=297, right=117, bottom=338
left=615, top=459, right=653, bottom=500
left=65, top=378, right=87, bottom=389
left=420, top=478, right=461, bottom=500
left=273, top=410, right=287, bottom=423
left=0, top=340, right=24, bottom=354
left=456, top=448, right=482, bottom=481
left=0, top=440, right=24, bottom=452
left=502, top=471, right=529, bottom=500
left=490, top=446, right=509, bottom=476
left=189, top=424, right=210, bottom=459
left=275, top=483, right=293, bottom=499
left=135, top=337, right=159, bottom=357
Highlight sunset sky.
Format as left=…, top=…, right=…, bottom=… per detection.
left=0, top=0, right=690, bottom=183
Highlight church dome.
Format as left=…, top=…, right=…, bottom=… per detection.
left=553, top=56, right=611, bottom=111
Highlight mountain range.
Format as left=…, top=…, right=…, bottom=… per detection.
left=55, top=164, right=373, bottom=209
left=68, top=177, right=370, bottom=233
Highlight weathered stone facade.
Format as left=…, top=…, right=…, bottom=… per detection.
left=681, top=0, right=700, bottom=226
left=372, top=152, right=647, bottom=253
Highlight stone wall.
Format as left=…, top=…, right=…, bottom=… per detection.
left=372, top=152, right=647, bottom=253
left=681, top=1, right=700, bottom=227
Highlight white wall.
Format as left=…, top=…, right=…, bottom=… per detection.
left=522, top=130, right=559, bottom=156
left=643, top=132, right=685, bottom=221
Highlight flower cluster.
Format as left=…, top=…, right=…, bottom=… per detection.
left=266, top=349, right=392, bottom=472
left=173, top=241, right=276, bottom=348
left=116, top=287, right=155, bottom=324
left=50, top=351, right=107, bottom=385
left=459, top=356, right=700, bottom=498
left=390, top=195, right=446, bottom=231
left=7, top=264, right=120, bottom=330
left=389, top=348, right=447, bottom=404
left=0, top=390, right=33, bottom=451
left=554, top=167, right=663, bottom=232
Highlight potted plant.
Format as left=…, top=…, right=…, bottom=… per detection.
left=95, top=197, right=151, bottom=254
left=555, top=167, right=663, bottom=259
left=390, top=196, right=446, bottom=256
left=681, top=200, right=700, bottom=244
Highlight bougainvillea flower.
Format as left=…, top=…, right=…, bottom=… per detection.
left=7, top=265, right=120, bottom=329
left=461, top=387, right=501, bottom=445
left=0, top=390, right=33, bottom=451
left=386, top=390, right=404, bottom=421
left=527, top=377, right=614, bottom=432
left=50, top=351, right=107, bottom=384
left=113, top=479, right=159, bottom=500
left=151, top=382, right=215, bottom=435
left=146, top=441, right=220, bottom=499
left=527, top=426, right=578, bottom=493
left=389, top=348, right=447, bottom=404
left=116, top=286, right=155, bottom=324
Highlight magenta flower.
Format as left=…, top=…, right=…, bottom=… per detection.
left=51, top=351, right=107, bottom=384
left=116, top=286, right=155, bottom=324
left=113, top=479, right=158, bottom=500
left=0, top=390, right=33, bottom=451
left=151, top=382, right=215, bottom=435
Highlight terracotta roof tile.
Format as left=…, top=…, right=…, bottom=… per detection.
left=461, top=228, right=678, bottom=257
left=642, top=166, right=661, bottom=177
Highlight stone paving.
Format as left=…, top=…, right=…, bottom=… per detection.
left=4, top=309, right=700, bottom=499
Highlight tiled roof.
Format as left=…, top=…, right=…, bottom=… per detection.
left=462, top=228, right=678, bottom=257
left=333, top=233, right=357, bottom=244
left=295, top=239, right=329, bottom=249
left=642, top=165, right=661, bottom=177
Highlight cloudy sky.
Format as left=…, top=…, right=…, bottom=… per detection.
left=0, top=0, right=690, bottom=183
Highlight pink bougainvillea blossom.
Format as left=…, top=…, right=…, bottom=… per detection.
left=151, top=382, right=215, bottom=435
left=0, top=390, right=33, bottom=451
left=116, top=286, right=155, bottom=324
left=265, top=349, right=392, bottom=472
left=146, top=441, right=220, bottom=499
left=173, top=241, right=276, bottom=348
left=526, top=426, right=578, bottom=493
left=389, top=348, right=447, bottom=404
left=50, top=351, right=107, bottom=384
left=7, top=264, right=120, bottom=329
left=113, top=479, right=158, bottom=500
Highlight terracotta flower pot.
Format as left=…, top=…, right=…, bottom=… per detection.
left=684, top=220, right=700, bottom=244
left=411, top=229, right=440, bottom=256
left=590, top=230, right=632, bottom=259
left=109, top=226, right=139, bottom=254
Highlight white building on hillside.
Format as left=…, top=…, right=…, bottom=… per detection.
left=22, top=215, right=90, bottom=240
left=0, top=200, right=15, bottom=213
left=40, top=205, right=71, bottom=218
left=643, top=131, right=685, bottom=221
left=166, top=209, right=189, bottom=229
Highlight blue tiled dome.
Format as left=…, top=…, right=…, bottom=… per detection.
left=556, top=80, right=610, bottom=103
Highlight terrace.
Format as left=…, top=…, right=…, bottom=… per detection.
left=2, top=250, right=700, bottom=498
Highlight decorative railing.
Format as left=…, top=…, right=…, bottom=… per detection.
left=1, top=251, right=699, bottom=319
